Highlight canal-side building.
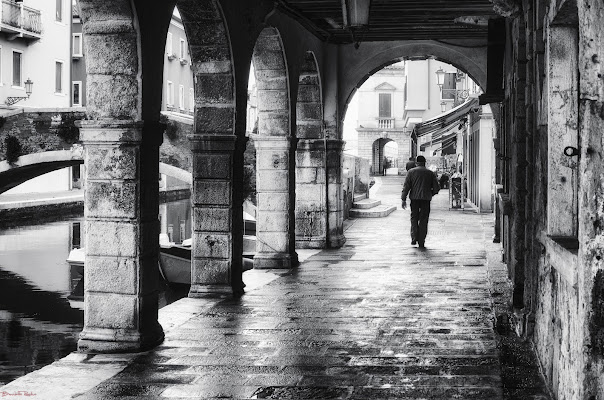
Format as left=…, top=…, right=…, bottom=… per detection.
left=162, top=9, right=194, bottom=118
left=0, top=0, right=79, bottom=195
left=71, top=0, right=85, bottom=107
left=0, top=0, right=71, bottom=108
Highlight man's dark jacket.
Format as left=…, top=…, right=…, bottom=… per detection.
left=401, top=166, right=440, bottom=201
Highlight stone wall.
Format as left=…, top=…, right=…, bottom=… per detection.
left=0, top=109, right=86, bottom=160
left=499, top=0, right=604, bottom=398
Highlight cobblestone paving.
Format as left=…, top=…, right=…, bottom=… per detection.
left=74, top=177, right=545, bottom=399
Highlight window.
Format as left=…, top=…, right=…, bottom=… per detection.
left=378, top=93, right=391, bottom=118
left=189, top=88, right=194, bottom=111
left=166, top=32, right=173, bottom=56
left=12, top=51, right=21, bottom=87
left=179, top=38, right=186, bottom=60
left=72, top=81, right=82, bottom=106
left=179, top=85, right=185, bottom=110
left=72, top=33, right=83, bottom=57
left=441, top=72, right=456, bottom=100
left=55, top=61, right=63, bottom=93
left=166, top=81, right=174, bottom=106
left=56, top=0, right=62, bottom=22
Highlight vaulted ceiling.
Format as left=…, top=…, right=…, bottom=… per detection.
left=278, top=0, right=498, bottom=43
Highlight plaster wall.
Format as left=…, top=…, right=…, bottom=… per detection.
left=71, top=16, right=86, bottom=107
left=356, top=63, right=406, bottom=129
left=0, top=0, right=71, bottom=108
left=162, top=15, right=194, bottom=114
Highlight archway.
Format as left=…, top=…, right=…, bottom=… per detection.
left=250, top=27, right=297, bottom=269
left=371, top=138, right=399, bottom=176
left=295, top=51, right=326, bottom=249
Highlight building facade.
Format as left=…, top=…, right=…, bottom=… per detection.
left=0, top=0, right=71, bottom=108
left=355, top=62, right=408, bottom=175
left=71, top=0, right=85, bottom=107
left=162, top=11, right=194, bottom=117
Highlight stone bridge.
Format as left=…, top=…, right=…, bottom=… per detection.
left=0, top=148, right=192, bottom=194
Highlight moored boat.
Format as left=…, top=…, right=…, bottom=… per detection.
left=66, top=235, right=256, bottom=289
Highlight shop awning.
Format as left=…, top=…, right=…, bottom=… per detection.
left=413, top=97, right=479, bottom=138
left=419, top=129, right=458, bottom=151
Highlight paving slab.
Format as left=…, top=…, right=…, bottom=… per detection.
left=0, top=176, right=550, bottom=399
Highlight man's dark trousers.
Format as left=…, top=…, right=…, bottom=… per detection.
left=410, top=199, right=431, bottom=245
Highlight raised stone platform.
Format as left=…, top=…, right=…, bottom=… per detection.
left=352, top=198, right=381, bottom=209
left=349, top=203, right=397, bottom=218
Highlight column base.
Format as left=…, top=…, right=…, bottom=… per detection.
left=328, top=233, right=346, bottom=248
left=188, top=284, right=235, bottom=298
left=77, top=324, right=164, bottom=353
left=295, top=236, right=327, bottom=249
left=254, top=252, right=298, bottom=269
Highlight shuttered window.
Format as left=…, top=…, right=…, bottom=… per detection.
left=378, top=93, right=391, bottom=118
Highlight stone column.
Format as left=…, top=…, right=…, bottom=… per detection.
left=254, top=136, right=298, bottom=269
left=77, top=120, right=164, bottom=353
left=188, top=134, right=243, bottom=297
left=326, top=139, right=346, bottom=248
left=295, top=139, right=326, bottom=248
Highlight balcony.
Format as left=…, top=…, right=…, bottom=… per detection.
left=377, top=117, right=395, bottom=129
left=0, top=0, right=42, bottom=40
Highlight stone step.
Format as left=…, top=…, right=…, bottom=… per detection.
left=349, top=204, right=397, bottom=218
left=352, top=198, right=381, bottom=209
left=353, top=193, right=367, bottom=202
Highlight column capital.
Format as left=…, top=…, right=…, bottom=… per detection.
left=188, top=134, right=237, bottom=152
left=78, top=119, right=143, bottom=144
left=325, top=139, right=346, bottom=151
left=297, top=138, right=327, bottom=151
left=251, top=135, right=297, bottom=150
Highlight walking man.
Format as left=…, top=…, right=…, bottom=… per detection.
left=401, top=155, right=440, bottom=248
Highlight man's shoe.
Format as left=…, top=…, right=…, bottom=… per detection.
left=411, top=240, right=417, bottom=245
left=418, top=242, right=425, bottom=249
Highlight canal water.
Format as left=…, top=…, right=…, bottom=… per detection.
left=0, top=199, right=192, bottom=385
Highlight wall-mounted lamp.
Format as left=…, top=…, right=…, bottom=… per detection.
left=5, top=78, right=33, bottom=106
left=435, top=67, right=445, bottom=89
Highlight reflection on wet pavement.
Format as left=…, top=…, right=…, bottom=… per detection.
left=73, top=179, right=509, bottom=399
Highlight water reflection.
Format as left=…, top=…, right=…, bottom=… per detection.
left=0, top=199, right=192, bottom=385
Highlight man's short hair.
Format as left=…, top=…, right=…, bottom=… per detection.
left=408, top=157, right=414, bottom=161
left=416, top=155, right=426, bottom=163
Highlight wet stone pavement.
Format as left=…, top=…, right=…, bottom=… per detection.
left=72, top=176, right=547, bottom=399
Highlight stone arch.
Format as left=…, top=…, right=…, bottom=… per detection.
left=175, top=1, right=246, bottom=296
left=178, top=0, right=235, bottom=136
left=295, top=51, right=326, bottom=248
left=78, top=0, right=141, bottom=120
left=250, top=26, right=297, bottom=269
left=370, top=137, right=399, bottom=175
left=339, top=41, right=488, bottom=125
left=252, top=27, right=290, bottom=138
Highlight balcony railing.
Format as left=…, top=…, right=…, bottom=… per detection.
left=1, top=0, right=42, bottom=39
left=377, top=117, right=395, bottom=129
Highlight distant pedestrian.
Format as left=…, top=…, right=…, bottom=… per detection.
left=401, top=155, right=440, bottom=249
left=405, top=157, right=416, bottom=171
